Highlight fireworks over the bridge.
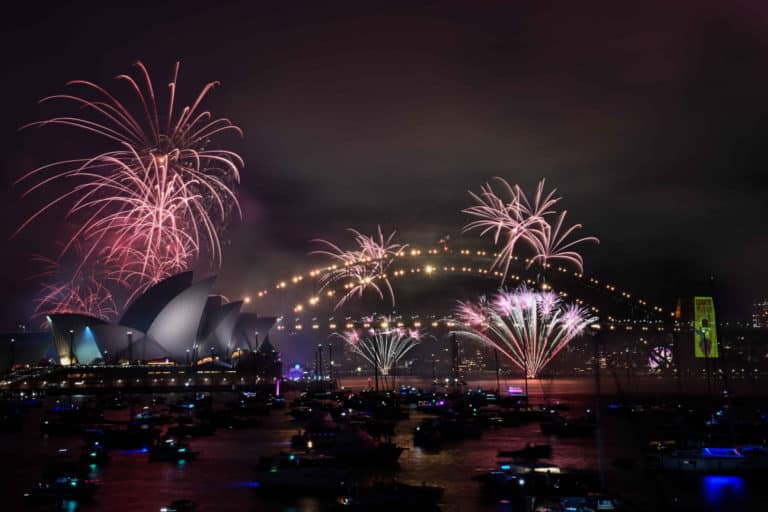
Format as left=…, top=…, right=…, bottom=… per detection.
left=334, top=321, right=425, bottom=387
left=16, top=61, right=243, bottom=313
left=463, top=178, right=598, bottom=282
left=454, top=286, right=597, bottom=378
left=311, top=226, right=407, bottom=310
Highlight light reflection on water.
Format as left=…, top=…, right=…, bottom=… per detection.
left=1, top=379, right=766, bottom=511
left=702, top=475, right=746, bottom=508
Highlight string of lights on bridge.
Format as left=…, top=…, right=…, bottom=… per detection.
left=240, top=244, right=671, bottom=335
left=271, top=316, right=670, bottom=336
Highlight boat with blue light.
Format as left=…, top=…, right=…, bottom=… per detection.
left=652, top=446, right=768, bottom=473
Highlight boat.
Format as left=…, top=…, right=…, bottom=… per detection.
left=24, top=475, right=99, bottom=505
left=288, top=405, right=314, bottom=421
left=213, top=410, right=264, bottom=429
left=99, top=394, right=128, bottom=410
left=167, top=417, right=216, bottom=438
left=500, top=405, right=551, bottom=426
left=475, top=462, right=596, bottom=498
left=498, top=444, right=552, bottom=459
left=528, top=494, right=620, bottom=511
left=413, top=416, right=482, bottom=448
left=336, top=440, right=404, bottom=466
left=291, top=411, right=340, bottom=449
left=252, top=453, right=350, bottom=494
left=650, top=446, right=768, bottom=473
left=80, top=441, right=110, bottom=466
left=41, top=415, right=82, bottom=436
left=235, top=391, right=272, bottom=416
left=477, top=408, right=505, bottom=428
left=84, top=424, right=159, bottom=449
left=292, top=420, right=405, bottom=466
left=413, top=421, right=442, bottom=449
left=149, top=437, right=198, bottom=462
left=135, top=408, right=174, bottom=426
left=326, top=429, right=404, bottom=466
left=43, top=449, right=91, bottom=481
left=540, top=414, right=595, bottom=437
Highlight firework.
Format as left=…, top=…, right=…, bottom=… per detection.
left=311, top=226, right=407, bottom=309
left=527, top=210, right=599, bottom=272
left=453, top=286, right=597, bottom=378
left=73, top=150, right=216, bottom=301
left=17, top=61, right=243, bottom=299
left=33, top=254, right=118, bottom=321
left=334, top=320, right=425, bottom=387
left=463, top=178, right=597, bottom=280
left=648, top=346, right=673, bottom=370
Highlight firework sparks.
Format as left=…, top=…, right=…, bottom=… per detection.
left=32, top=254, right=118, bottom=321
left=334, top=320, right=425, bottom=387
left=527, top=210, right=599, bottom=272
left=17, top=61, right=243, bottom=300
left=648, top=346, right=673, bottom=370
left=456, top=296, right=491, bottom=327
left=453, top=286, right=597, bottom=378
left=311, top=226, right=407, bottom=309
left=74, top=150, right=217, bottom=301
left=463, top=178, right=597, bottom=280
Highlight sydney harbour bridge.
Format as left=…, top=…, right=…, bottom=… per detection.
left=244, top=236, right=679, bottom=382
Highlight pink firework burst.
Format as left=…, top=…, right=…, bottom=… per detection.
left=333, top=321, right=421, bottom=380
left=463, top=178, right=598, bottom=280
left=17, top=61, right=243, bottom=302
left=527, top=210, right=599, bottom=273
left=32, top=254, right=118, bottom=321
left=452, top=286, right=597, bottom=378
left=456, top=297, right=491, bottom=327
left=310, top=226, right=407, bottom=309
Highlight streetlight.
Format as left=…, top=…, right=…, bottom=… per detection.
left=68, top=329, right=75, bottom=366
left=9, top=338, right=15, bottom=372
left=317, top=344, right=324, bottom=381
left=126, top=331, right=133, bottom=365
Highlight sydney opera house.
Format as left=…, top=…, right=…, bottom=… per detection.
left=0, top=272, right=276, bottom=370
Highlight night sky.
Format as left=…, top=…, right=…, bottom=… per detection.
left=2, top=0, right=768, bottom=327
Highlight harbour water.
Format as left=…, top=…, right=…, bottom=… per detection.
left=2, top=377, right=766, bottom=511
